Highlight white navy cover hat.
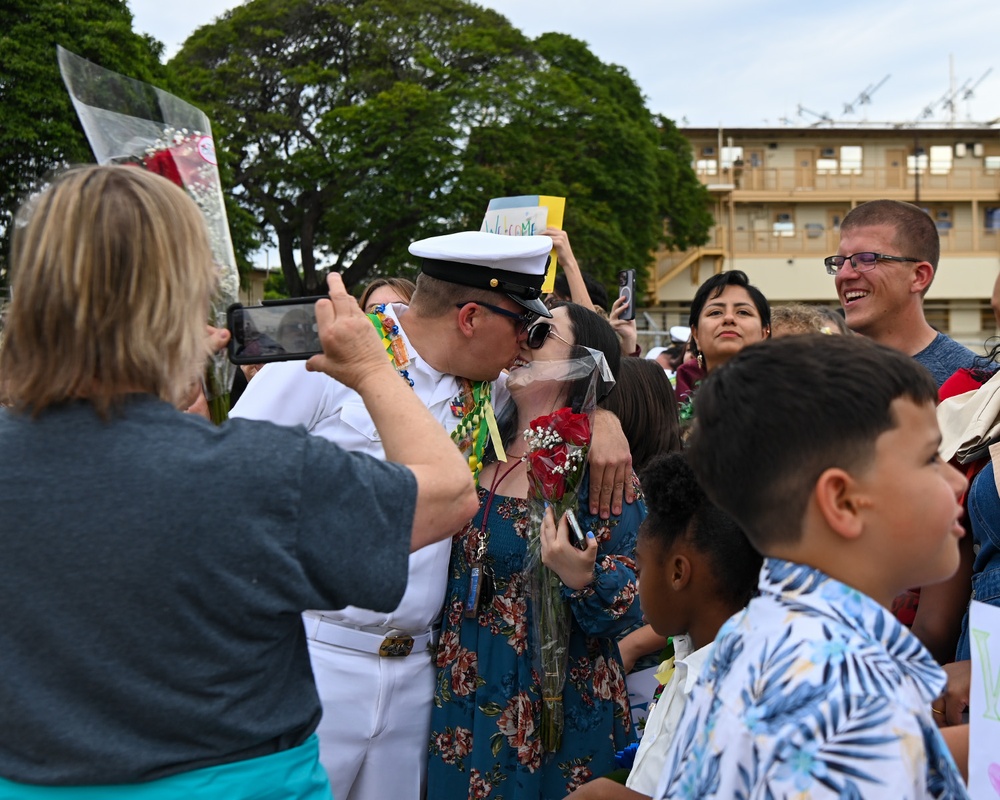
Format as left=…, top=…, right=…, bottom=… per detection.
left=409, top=230, right=553, bottom=318
left=645, top=347, right=669, bottom=361
left=670, top=325, right=691, bottom=343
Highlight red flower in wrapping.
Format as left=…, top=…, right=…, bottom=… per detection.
left=528, top=408, right=591, bottom=446
left=552, top=407, right=591, bottom=445
left=527, top=448, right=567, bottom=501
left=525, top=408, right=591, bottom=504
left=141, top=148, right=183, bottom=187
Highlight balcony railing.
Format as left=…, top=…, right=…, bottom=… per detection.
left=657, top=225, right=1000, bottom=264
left=696, top=166, right=1000, bottom=194
left=730, top=227, right=999, bottom=255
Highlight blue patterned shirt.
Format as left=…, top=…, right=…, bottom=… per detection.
left=655, top=559, right=969, bottom=799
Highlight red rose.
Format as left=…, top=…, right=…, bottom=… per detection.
left=551, top=407, right=590, bottom=445
left=142, top=148, right=183, bottom=188
left=526, top=449, right=567, bottom=501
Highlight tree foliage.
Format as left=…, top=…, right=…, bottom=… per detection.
left=0, top=0, right=165, bottom=288
left=169, top=0, right=711, bottom=296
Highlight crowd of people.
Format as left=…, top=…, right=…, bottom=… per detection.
left=0, top=167, right=990, bottom=800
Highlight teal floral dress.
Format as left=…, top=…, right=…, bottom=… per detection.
left=428, top=469, right=644, bottom=799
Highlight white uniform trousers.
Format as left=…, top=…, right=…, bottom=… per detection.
left=309, top=637, right=435, bottom=800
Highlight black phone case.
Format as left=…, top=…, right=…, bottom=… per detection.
left=226, top=297, right=326, bottom=365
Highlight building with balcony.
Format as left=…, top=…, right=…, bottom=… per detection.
left=647, top=124, right=1000, bottom=350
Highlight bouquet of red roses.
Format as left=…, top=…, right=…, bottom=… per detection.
left=523, top=405, right=591, bottom=752
left=510, top=347, right=612, bottom=753
left=58, top=47, right=240, bottom=424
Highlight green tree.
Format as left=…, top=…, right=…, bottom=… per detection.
left=169, top=0, right=535, bottom=295
left=654, top=115, right=714, bottom=254
left=455, top=33, right=712, bottom=291
left=0, top=0, right=165, bottom=289
left=169, top=0, right=711, bottom=296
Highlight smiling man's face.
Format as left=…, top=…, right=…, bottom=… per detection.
left=834, top=223, right=917, bottom=338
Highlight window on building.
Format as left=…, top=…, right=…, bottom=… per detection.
left=696, top=159, right=718, bottom=176
left=907, top=152, right=927, bottom=174
left=772, top=211, right=795, bottom=237
left=985, top=156, right=1000, bottom=171
left=840, top=146, right=863, bottom=174
left=921, top=206, right=953, bottom=235
left=982, top=305, right=999, bottom=332
left=816, top=157, right=838, bottom=174
left=721, top=146, right=743, bottom=169
left=985, top=207, right=1000, bottom=233
left=929, top=145, right=953, bottom=175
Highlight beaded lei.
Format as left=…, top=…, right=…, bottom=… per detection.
left=368, top=304, right=504, bottom=483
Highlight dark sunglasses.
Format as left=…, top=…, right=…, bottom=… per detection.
left=525, top=321, right=574, bottom=350
left=455, top=302, right=536, bottom=333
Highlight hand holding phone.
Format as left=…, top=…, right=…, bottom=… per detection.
left=227, top=297, right=325, bottom=364
left=617, top=269, right=636, bottom=321
left=565, top=509, right=588, bottom=551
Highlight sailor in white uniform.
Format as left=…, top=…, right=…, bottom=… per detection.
left=232, top=231, right=553, bottom=800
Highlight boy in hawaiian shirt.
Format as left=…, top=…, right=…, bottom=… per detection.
left=655, top=334, right=969, bottom=799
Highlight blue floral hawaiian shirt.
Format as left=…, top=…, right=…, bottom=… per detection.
left=654, top=559, right=969, bottom=799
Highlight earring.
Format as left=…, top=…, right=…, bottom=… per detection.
left=697, top=353, right=704, bottom=370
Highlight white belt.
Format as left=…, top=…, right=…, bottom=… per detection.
left=303, top=616, right=439, bottom=658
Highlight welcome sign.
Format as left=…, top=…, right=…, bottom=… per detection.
left=481, top=195, right=566, bottom=292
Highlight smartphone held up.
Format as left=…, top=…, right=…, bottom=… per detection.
left=617, top=269, right=636, bottom=321
left=226, top=297, right=325, bottom=364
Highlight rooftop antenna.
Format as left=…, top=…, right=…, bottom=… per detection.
left=913, top=66, right=993, bottom=126
left=842, top=74, right=890, bottom=120
left=914, top=82, right=961, bottom=124
left=797, top=104, right=833, bottom=127
left=941, top=79, right=974, bottom=124
left=962, top=68, right=993, bottom=120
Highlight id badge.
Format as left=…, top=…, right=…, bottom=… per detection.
left=465, top=563, right=482, bottom=618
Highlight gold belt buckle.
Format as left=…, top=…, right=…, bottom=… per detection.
left=379, top=635, right=414, bottom=658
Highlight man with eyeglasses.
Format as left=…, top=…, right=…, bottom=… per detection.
left=829, top=199, right=977, bottom=670
left=231, top=230, right=632, bottom=800
left=828, top=199, right=976, bottom=387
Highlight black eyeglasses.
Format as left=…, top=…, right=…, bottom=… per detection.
left=455, top=302, right=535, bottom=333
left=824, top=252, right=921, bottom=275
left=525, top=321, right=574, bottom=350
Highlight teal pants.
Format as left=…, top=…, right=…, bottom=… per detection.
left=0, top=735, right=331, bottom=800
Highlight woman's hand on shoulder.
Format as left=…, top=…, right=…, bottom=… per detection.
left=540, top=506, right=597, bottom=591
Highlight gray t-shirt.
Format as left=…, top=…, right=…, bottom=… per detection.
left=913, top=331, right=979, bottom=387
left=0, top=396, right=415, bottom=785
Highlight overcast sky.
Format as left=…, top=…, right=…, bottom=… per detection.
left=128, top=0, right=1000, bottom=129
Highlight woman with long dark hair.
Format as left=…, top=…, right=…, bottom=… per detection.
left=428, top=303, right=644, bottom=798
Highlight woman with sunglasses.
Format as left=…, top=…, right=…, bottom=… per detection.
left=428, top=303, right=645, bottom=799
